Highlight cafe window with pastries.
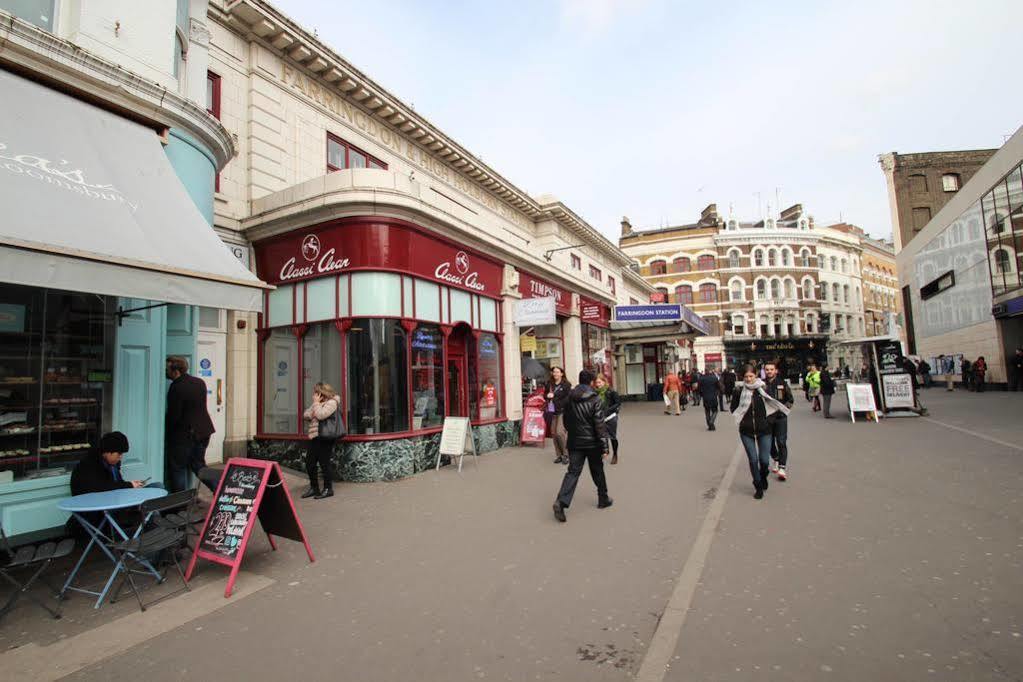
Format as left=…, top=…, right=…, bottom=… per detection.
left=255, top=219, right=506, bottom=439
left=0, top=283, right=115, bottom=483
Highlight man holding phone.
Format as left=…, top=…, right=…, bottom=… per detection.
left=70, top=431, right=147, bottom=495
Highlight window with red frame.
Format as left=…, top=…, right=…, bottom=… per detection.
left=570, top=254, right=581, bottom=270
left=675, top=285, right=693, bottom=304
left=327, top=134, right=387, bottom=172
left=699, top=283, right=717, bottom=303
left=589, top=265, right=602, bottom=281
left=206, top=71, right=221, bottom=191
left=672, top=257, right=691, bottom=273
left=649, top=260, right=667, bottom=275
left=697, top=254, right=716, bottom=271
left=608, top=276, right=616, bottom=293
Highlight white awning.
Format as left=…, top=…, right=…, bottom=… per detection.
left=0, top=69, right=267, bottom=311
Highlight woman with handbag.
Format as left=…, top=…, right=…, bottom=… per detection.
left=302, top=382, right=343, bottom=499
left=545, top=366, right=572, bottom=464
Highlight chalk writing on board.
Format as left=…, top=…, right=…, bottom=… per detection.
left=199, top=464, right=264, bottom=560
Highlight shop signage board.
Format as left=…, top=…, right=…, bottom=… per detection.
left=845, top=383, right=880, bottom=423
left=613, top=304, right=682, bottom=322
left=519, top=333, right=537, bottom=352
left=877, top=340, right=904, bottom=375
left=520, top=399, right=547, bottom=446
left=704, top=352, right=723, bottom=363
left=881, top=373, right=915, bottom=409
left=514, top=297, right=557, bottom=326
left=436, top=416, right=478, bottom=473
left=185, top=458, right=315, bottom=597
left=254, top=220, right=503, bottom=296
left=579, top=297, right=611, bottom=327
left=518, top=272, right=571, bottom=315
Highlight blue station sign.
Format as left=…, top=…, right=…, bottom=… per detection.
left=612, top=304, right=710, bottom=335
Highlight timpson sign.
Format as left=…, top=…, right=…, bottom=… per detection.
left=519, top=272, right=571, bottom=315
left=278, top=64, right=530, bottom=231
left=255, top=221, right=502, bottom=296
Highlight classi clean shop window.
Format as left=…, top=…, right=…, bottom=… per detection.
left=0, top=284, right=114, bottom=483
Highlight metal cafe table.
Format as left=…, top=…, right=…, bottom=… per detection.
left=58, top=488, right=167, bottom=609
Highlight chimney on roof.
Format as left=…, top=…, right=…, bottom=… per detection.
left=780, top=203, right=803, bottom=221
left=699, top=203, right=718, bottom=226
left=621, top=216, right=633, bottom=236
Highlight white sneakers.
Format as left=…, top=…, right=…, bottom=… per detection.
left=777, top=466, right=787, bottom=481
left=770, top=459, right=779, bottom=473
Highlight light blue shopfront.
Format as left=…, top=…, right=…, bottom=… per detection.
left=0, top=64, right=265, bottom=541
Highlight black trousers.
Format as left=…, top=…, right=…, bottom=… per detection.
left=770, top=417, right=788, bottom=467
left=306, top=438, right=336, bottom=491
left=605, top=418, right=619, bottom=456
left=556, top=448, right=608, bottom=508
left=703, top=401, right=718, bottom=427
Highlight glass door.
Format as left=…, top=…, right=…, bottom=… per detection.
left=447, top=354, right=467, bottom=417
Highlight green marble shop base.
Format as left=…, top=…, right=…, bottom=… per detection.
left=248, top=420, right=520, bottom=483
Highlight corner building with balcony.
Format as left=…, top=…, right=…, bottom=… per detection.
left=621, top=203, right=881, bottom=379
left=206, top=0, right=653, bottom=481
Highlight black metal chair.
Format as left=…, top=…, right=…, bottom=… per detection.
left=108, top=490, right=194, bottom=612
left=153, top=481, right=206, bottom=551
left=0, top=524, right=75, bottom=622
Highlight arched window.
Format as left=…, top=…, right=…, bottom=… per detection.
left=843, top=284, right=849, bottom=303
left=675, top=285, right=693, bottom=304
left=649, top=260, right=667, bottom=275
left=767, top=249, right=777, bottom=267
left=697, top=254, right=716, bottom=271
left=781, top=249, right=792, bottom=267
left=802, top=279, right=814, bottom=300
left=995, top=249, right=1012, bottom=274
left=841, top=258, right=848, bottom=273
left=801, top=249, right=811, bottom=267
left=699, top=283, right=718, bottom=303
left=728, top=250, right=741, bottom=268
left=754, top=250, right=764, bottom=267
left=830, top=256, right=837, bottom=271
left=731, top=314, right=745, bottom=335
left=655, top=287, right=669, bottom=302
left=832, top=283, right=840, bottom=301
left=672, top=257, right=691, bottom=273
left=821, top=284, right=828, bottom=301
left=730, top=279, right=744, bottom=301
left=770, top=279, right=781, bottom=299
left=784, top=279, right=795, bottom=299
left=817, top=254, right=825, bottom=269
left=756, top=280, right=766, bottom=300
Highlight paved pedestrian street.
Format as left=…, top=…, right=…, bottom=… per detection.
left=3, top=390, right=1022, bottom=681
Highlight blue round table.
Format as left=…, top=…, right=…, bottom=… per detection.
left=59, top=487, right=167, bottom=608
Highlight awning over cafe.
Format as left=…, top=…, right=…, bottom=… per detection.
left=0, top=69, right=268, bottom=311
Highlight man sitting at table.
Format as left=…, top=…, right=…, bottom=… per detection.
left=70, top=431, right=147, bottom=495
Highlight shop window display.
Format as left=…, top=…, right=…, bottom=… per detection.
left=0, top=284, right=113, bottom=482
left=262, top=328, right=300, bottom=434
left=301, top=323, right=342, bottom=408
left=347, top=319, right=409, bottom=434
left=477, top=333, right=502, bottom=420
left=411, top=325, right=445, bottom=429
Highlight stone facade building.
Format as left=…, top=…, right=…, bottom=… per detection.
left=860, top=236, right=901, bottom=337
left=879, top=149, right=996, bottom=253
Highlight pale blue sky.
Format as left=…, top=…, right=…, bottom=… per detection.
left=273, top=0, right=1023, bottom=240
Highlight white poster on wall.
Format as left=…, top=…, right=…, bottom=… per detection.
left=514, top=297, right=556, bottom=326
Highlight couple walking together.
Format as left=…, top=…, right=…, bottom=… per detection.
left=731, top=362, right=793, bottom=499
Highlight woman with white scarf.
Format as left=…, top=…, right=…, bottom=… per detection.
left=730, top=365, right=790, bottom=499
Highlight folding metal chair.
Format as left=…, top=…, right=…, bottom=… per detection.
left=0, top=524, right=75, bottom=622
left=108, top=490, right=194, bottom=612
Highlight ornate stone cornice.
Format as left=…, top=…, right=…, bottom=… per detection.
left=0, top=11, right=235, bottom=169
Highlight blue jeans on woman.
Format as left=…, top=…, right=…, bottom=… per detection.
left=740, top=433, right=773, bottom=490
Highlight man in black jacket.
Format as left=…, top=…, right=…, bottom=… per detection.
left=165, top=356, right=216, bottom=493
left=763, top=361, right=795, bottom=481
left=70, top=431, right=145, bottom=495
left=697, top=368, right=723, bottom=431
left=553, top=370, right=612, bottom=523
left=720, top=367, right=736, bottom=410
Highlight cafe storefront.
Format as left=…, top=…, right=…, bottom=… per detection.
left=580, top=297, right=613, bottom=384
left=724, top=336, right=830, bottom=381
left=249, top=217, right=513, bottom=481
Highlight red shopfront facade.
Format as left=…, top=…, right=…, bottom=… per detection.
left=254, top=217, right=506, bottom=441
left=580, top=296, right=613, bottom=384
left=518, top=271, right=571, bottom=377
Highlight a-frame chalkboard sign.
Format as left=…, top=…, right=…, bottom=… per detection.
left=185, top=458, right=315, bottom=597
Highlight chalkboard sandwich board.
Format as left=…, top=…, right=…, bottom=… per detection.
left=185, top=458, right=314, bottom=597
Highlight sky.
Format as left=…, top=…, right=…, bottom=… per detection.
left=272, top=0, right=1023, bottom=241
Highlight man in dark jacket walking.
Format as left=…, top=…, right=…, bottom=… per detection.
left=820, top=366, right=836, bottom=419
left=166, top=356, right=216, bottom=493
left=720, top=367, right=736, bottom=410
left=763, top=361, right=795, bottom=480
left=697, top=369, right=723, bottom=431
left=553, top=370, right=612, bottom=523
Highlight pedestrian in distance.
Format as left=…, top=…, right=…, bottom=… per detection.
left=820, top=366, right=836, bottom=418
left=697, top=368, right=723, bottom=431
left=806, top=363, right=821, bottom=412
left=918, top=359, right=932, bottom=389
left=594, top=373, right=621, bottom=464
left=663, top=371, right=682, bottom=415
left=974, top=356, right=987, bottom=392
left=301, top=382, right=343, bottom=499
left=962, top=358, right=973, bottom=391
left=553, top=370, right=612, bottom=523
left=691, top=369, right=702, bottom=407
left=1011, top=348, right=1023, bottom=391
left=731, top=364, right=790, bottom=499
left=545, top=367, right=572, bottom=464
left=720, top=366, right=736, bottom=411
left=763, top=361, right=794, bottom=480
left=165, top=355, right=216, bottom=494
